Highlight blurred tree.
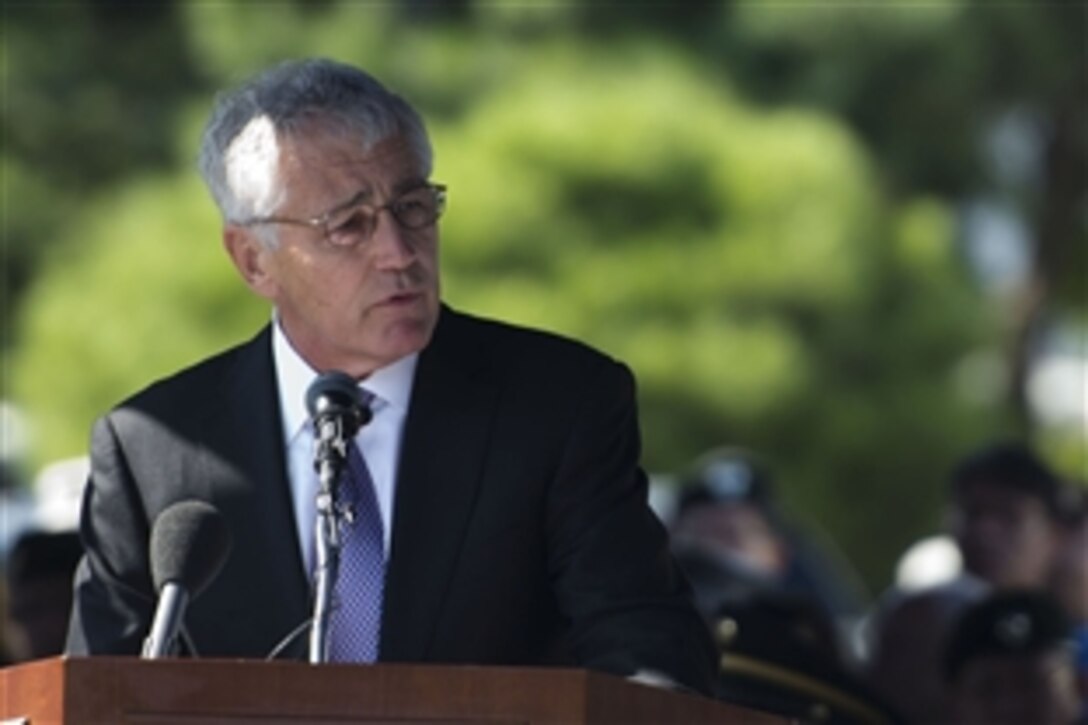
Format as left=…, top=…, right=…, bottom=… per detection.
left=1, top=2, right=205, bottom=350
left=711, top=1, right=1086, bottom=438
left=431, top=43, right=1000, bottom=587
left=473, top=0, right=1085, bottom=464
left=8, top=19, right=1000, bottom=590
left=10, top=172, right=266, bottom=457
left=5, top=2, right=1078, bottom=592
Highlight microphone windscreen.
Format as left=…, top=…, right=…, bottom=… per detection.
left=305, top=371, right=361, bottom=418
left=149, top=500, right=232, bottom=596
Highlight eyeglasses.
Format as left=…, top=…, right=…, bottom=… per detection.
left=239, top=183, right=447, bottom=248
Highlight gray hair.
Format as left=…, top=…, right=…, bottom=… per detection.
left=198, top=58, right=433, bottom=233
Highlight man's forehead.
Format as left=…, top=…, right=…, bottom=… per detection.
left=283, top=125, right=413, bottom=163
left=277, top=132, right=424, bottom=209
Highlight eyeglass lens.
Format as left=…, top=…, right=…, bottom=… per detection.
left=325, top=185, right=445, bottom=247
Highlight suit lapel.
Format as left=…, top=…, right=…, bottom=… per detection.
left=381, top=309, right=499, bottom=660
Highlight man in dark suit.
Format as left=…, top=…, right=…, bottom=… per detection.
left=66, top=58, right=715, bottom=694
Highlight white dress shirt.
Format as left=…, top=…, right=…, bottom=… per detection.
left=272, top=321, right=417, bottom=575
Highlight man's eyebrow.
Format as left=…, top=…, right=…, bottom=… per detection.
left=321, top=187, right=372, bottom=218
left=393, top=177, right=429, bottom=195
left=323, top=177, right=428, bottom=218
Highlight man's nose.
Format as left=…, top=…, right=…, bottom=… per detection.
left=369, top=210, right=417, bottom=268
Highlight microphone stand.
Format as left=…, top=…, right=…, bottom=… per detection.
left=309, top=416, right=352, bottom=664
left=142, top=583, right=188, bottom=658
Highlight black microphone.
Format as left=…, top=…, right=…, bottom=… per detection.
left=142, top=500, right=232, bottom=659
left=304, top=371, right=372, bottom=662
left=306, top=371, right=371, bottom=474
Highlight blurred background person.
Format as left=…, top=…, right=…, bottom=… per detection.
left=668, top=448, right=789, bottom=614
left=861, top=439, right=1079, bottom=723
left=944, top=589, right=1081, bottom=725
left=864, top=576, right=989, bottom=725
left=668, top=447, right=869, bottom=634
left=0, top=407, right=86, bottom=665
left=947, top=440, right=1069, bottom=591
left=713, top=587, right=900, bottom=725
left=3, top=530, right=83, bottom=662
left=665, top=448, right=896, bottom=723
left=0, top=403, right=37, bottom=562
left=1052, top=485, right=1088, bottom=721
left=664, top=447, right=899, bottom=721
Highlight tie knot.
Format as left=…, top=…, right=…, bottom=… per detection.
left=352, top=387, right=378, bottom=430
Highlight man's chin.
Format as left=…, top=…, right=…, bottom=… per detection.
left=375, top=317, right=436, bottom=361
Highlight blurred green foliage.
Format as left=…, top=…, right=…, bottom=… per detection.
left=3, top=2, right=1082, bottom=593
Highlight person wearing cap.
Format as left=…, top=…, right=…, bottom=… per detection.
left=669, top=449, right=891, bottom=721
left=1052, top=485, right=1088, bottom=722
left=948, top=441, right=1069, bottom=590
left=4, top=530, right=83, bottom=662
left=669, top=447, right=867, bottom=625
left=670, top=449, right=789, bottom=614
left=945, top=589, right=1081, bottom=724
left=864, top=576, right=989, bottom=725
left=713, top=589, right=901, bottom=724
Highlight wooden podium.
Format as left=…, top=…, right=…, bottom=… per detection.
left=0, top=657, right=784, bottom=724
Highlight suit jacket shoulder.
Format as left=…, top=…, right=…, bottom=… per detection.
left=110, top=327, right=274, bottom=430
left=68, top=325, right=308, bottom=658
left=426, top=307, right=632, bottom=401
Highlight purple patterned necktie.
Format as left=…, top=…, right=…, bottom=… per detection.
left=328, top=431, right=386, bottom=662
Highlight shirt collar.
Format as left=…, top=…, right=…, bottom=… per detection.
left=272, top=319, right=419, bottom=444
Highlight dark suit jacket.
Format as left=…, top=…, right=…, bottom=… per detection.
left=67, top=306, right=716, bottom=694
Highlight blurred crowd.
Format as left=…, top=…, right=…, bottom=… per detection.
left=0, top=455, right=86, bottom=665
left=667, top=440, right=1086, bottom=724
left=1, top=439, right=1084, bottom=724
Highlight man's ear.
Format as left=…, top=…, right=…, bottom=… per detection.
left=223, top=225, right=277, bottom=300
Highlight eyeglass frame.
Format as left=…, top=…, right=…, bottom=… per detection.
left=236, top=182, right=447, bottom=247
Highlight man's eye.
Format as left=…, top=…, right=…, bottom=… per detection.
left=332, top=210, right=371, bottom=234
left=394, top=198, right=426, bottom=214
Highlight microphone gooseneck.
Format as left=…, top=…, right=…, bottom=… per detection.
left=306, top=370, right=373, bottom=664
left=142, top=500, right=233, bottom=659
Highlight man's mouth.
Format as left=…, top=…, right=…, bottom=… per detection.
left=379, top=291, right=422, bottom=306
